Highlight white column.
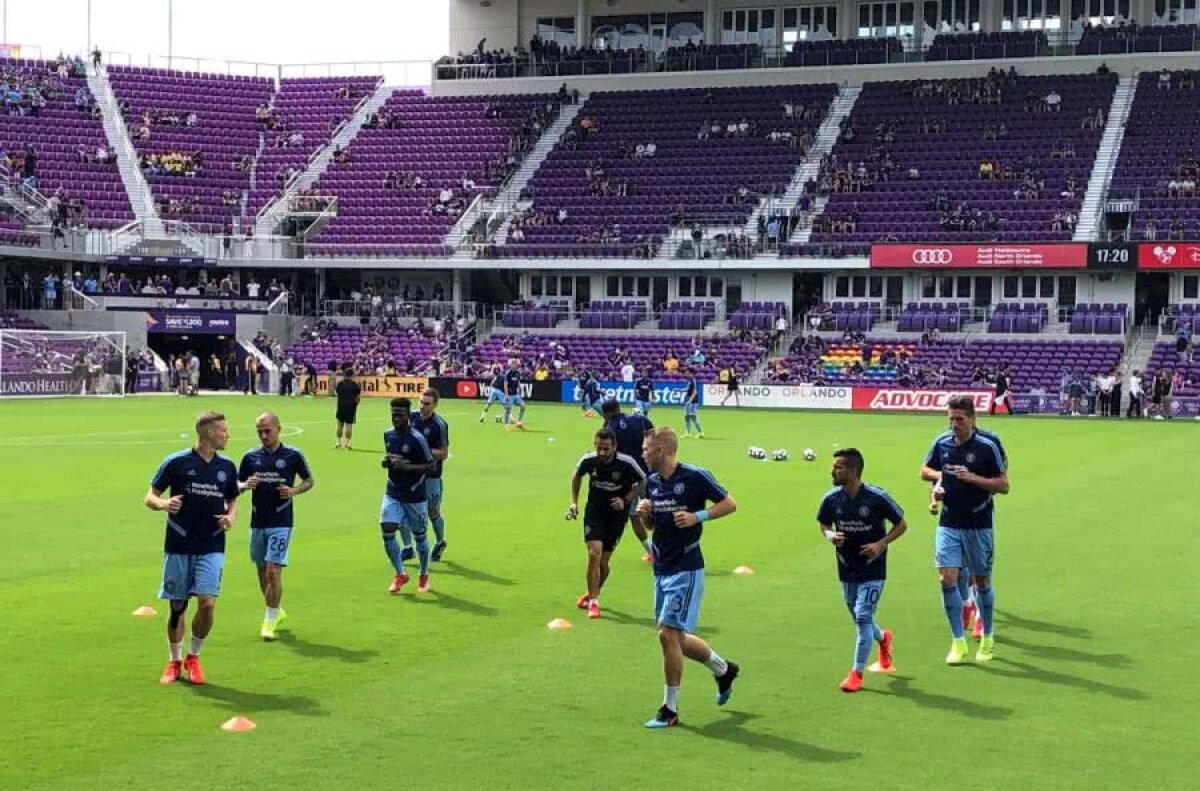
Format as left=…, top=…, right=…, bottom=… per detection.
left=842, top=0, right=857, bottom=40
left=577, top=0, right=588, bottom=48
left=452, top=270, right=463, bottom=306
left=706, top=0, right=718, bottom=43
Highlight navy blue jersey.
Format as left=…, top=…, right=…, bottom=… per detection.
left=412, top=412, right=449, bottom=479
left=238, top=444, right=312, bottom=529
left=151, top=448, right=240, bottom=554
left=684, top=376, right=699, bottom=404
left=504, top=369, right=522, bottom=396
left=384, top=427, right=434, bottom=503
left=582, top=375, right=602, bottom=401
left=976, top=427, right=1008, bottom=465
left=645, top=463, right=728, bottom=574
left=489, top=370, right=505, bottom=391
left=634, top=377, right=654, bottom=402
left=817, top=484, right=904, bottom=583
left=924, top=430, right=1006, bottom=530
left=574, top=451, right=646, bottom=517
left=605, top=412, right=654, bottom=470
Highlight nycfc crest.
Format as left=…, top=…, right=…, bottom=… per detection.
left=965, top=452, right=976, bottom=464
left=217, top=471, right=228, bottom=483
left=276, top=459, right=286, bottom=470
left=401, top=444, right=410, bottom=454
left=859, top=506, right=870, bottom=517
left=673, top=483, right=685, bottom=495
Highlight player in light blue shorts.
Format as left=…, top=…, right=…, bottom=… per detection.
left=682, top=369, right=703, bottom=438
left=934, top=526, right=994, bottom=578
left=381, top=494, right=430, bottom=550
left=250, top=527, right=292, bottom=567
left=478, top=364, right=507, bottom=423
left=160, top=553, right=226, bottom=599
left=654, top=570, right=706, bottom=633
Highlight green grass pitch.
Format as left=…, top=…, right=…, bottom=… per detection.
left=1, top=396, right=1194, bottom=790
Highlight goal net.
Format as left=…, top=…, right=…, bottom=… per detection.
left=0, top=329, right=128, bottom=398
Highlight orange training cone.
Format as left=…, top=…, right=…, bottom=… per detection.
left=733, top=566, right=755, bottom=575
left=220, top=716, right=257, bottom=732
left=547, top=618, right=572, bottom=630
left=132, top=606, right=157, bottom=617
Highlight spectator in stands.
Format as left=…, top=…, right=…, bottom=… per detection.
left=663, top=351, right=679, bottom=373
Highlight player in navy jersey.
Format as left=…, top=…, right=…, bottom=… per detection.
left=567, top=427, right=646, bottom=619
left=578, top=368, right=602, bottom=417
left=920, top=395, right=1009, bottom=664
left=381, top=398, right=437, bottom=593
left=502, top=358, right=527, bottom=428
left=681, top=368, right=703, bottom=438
left=413, top=388, right=450, bottom=561
left=600, top=398, right=657, bottom=563
left=636, top=427, right=738, bottom=728
left=478, top=363, right=507, bottom=423
left=144, top=411, right=240, bottom=685
left=238, top=412, right=314, bottom=641
left=817, top=449, right=907, bottom=692
left=634, top=370, right=655, bottom=416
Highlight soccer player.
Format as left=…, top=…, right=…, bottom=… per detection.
left=144, top=411, right=240, bottom=685
left=720, top=365, right=740, bottom=407
left=634, top=368, right=655, bottom=416
left=577, top=368, right=603, bottom=417
left=600, top=398, right=657, bottom=563
left=380, top=398, right=437, bottom=594
left=502, top=358, right=526, bottom=428
left=413, top=387, right=450, bottom=562
left=920, top=395, right=1009, bottom=664
left=334, top=366, right=361, bottom=449
left=567, top=427, right=646, bottom=619
left=817, top=448, right=907, bottom=692
left=636, top=427, right=738, bottom=728
left=478, top=363, right=507, bottom=423
left=238, top=411, right=314, bottom=641
left=681, top=368, right=703, bottom=438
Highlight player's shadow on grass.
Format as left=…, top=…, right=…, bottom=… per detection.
left=277, top=633, right=379, bottom=664
left=969, top=658, right=1147, bottom=700
left=409, top=590, right=499, bottom=617
left=684, top=711, right=859, bottom=763
left=874, top=676, right=1012, bottom=720
left=189, top=683, right=325, bottom=717
left=439, top=560, right=517, bottom=587
left=997, top=610, right=1092, bottom=640
left=1002, top=636, right=1132, bottom=669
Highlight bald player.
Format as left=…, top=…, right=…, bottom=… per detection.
left=238, top=412, right=315, bottom=641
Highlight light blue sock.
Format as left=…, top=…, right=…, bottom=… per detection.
left=872, top=622, right=883, bottom=641
left=518, top=404, right=526, bottom=421
left=976, top=585, right=996, bottom=636
left=693, top=416, right=704, bottom=434
left=956, top=572, right=971, bottom=603
left=503, top=406, right=511, bottom=424
left=382, top=532, right=404, bottom=574
left=941, top=585, right=965, bottom=639
left=416, top=533, right=431, bottom=575
left=431, top=514, right=445, bottom=543
left=853, top=617, right=874, bottom=672
left=400, top=523, right=414, bottom=551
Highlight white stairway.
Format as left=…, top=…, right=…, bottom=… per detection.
left=444, top=102, right=582, bottom=250
left=255, top=81, right=392, bottom=236
left=87, top=66, right=162, bottom=235
left=1073, top=75, right=1136, bottom=242
left=746, top=85, right=861, bottom=238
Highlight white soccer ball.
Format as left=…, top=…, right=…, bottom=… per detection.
left=772, top=449, right=789, bottom=461
left=747, top=446, right=767, bottom=460
left=803, top=448, right=817, bottom=461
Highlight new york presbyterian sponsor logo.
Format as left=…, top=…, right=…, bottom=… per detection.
left=563, top=380, right=693, bottom=406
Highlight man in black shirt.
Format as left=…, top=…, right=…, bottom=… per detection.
left=990, top=366, right=1011, bottom=416
left=334, top=367, right=362, bottom=449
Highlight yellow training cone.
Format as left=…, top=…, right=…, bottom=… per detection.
left=733, top=566, right=755, bottom=575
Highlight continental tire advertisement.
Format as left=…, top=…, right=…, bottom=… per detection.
left=316, top=375, right=429, bottom=398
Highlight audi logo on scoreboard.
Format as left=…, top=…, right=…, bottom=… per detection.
left=911, top=249, right=954, bottom=265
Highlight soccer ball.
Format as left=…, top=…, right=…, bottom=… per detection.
left=747, top=446, right=767, bottom=460
left=771, top=449, right=789, bottom=461
left=803, top=448, right=817, bottom=461
left=494, top=416, right=502, bottom=423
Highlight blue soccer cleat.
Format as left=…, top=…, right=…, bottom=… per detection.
left=400, top=546, right=415, bottom=562
left=431, top=541, right=447, bottom=562
left=716, top=661, right=740, bottom=706
left=643, top=706, right=678, bottom=729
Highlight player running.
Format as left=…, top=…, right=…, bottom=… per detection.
left=478, top=363, right=507, bottom=423
left=637, top=427, right=738, bottom=728
left=567, top=427, right=646, bottom=619
left=502, top=358, right=527, bottom=428
left=380, top=398, right=437, bottom=594
left=238, top=412, right=314, bottom=641
left=817, top=448, right=907, bottom=692
left=682, top=368, right=703, bottom=437
left=413, top=387, right=450, bottom=562
left=920, top=395, right=1009, bottom=664
left=720, top=365, right=740, bottom=407
left=334, top=366, right=361, bottom=449
left=578, top=368, right=602, bottom=417
left=634, top=369, right=655, bottom=416
left=144, top=411, right=240, bottom=685
left=600, top=398, right=657, bottom=563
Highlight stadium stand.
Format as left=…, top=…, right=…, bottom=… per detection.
left=925, top=31, right=1046, bottom=61
left=283, top=327, right=447, bottom=374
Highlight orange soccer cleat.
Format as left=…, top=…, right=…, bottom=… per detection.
left=871, top=629, right=895, bottom=673
left=159, top=660, right=182, bottom=685
left=418, top=574, right=430, bottom=593
left=839, top=669, right=863, bottom=693
left=962, top=600, right=976, bottom=630
left=182, top=654, right=205, bottom=685
left=588, top=601, right=601, bottom=620
left=576, top=593, right=591, bottom=610
left=388, top=573, right=410, bottom=595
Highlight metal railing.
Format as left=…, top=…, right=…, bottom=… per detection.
left=320, top=300, right=480, bottom=322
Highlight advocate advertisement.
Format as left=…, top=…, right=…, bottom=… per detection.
left=1137, top=243, right=1200, bottom=270
left=852, top=388, right=995, bottom=412
left=702, top=383, right=852, bottom=410
left=146, top=310, right=236, bottom=335
left=562, top=379, right=696, bottom=406
left=315, top=375, right=428, bottom=398
left=429, top=377, right=561, bottom=402
left=871, top=244, right=1088, bottom=269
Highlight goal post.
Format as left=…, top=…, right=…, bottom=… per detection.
left=0, top=329, right=128, bottom=398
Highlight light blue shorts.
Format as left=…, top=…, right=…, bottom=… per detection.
left=250, top=527, right=292, bottom=567
left=506, top=395, right=525, bottom=407
left=935, top=526, right=994, bottom=577
left=380, top=494, right=428, bottom=534
left=486, top=390, right=506, bottom=406
left=841, top=580, right=885, bottom=622
left=635, top=399, right=653, bottom=415
left=684, top=403, right=699, bottom=416
left=425, top=478, right=444, bottom=513
left=654, top=569, right=705, bottom=633
left=159, top=552, right=225, bottom=600
left=582, top=394, right=600, bottom=410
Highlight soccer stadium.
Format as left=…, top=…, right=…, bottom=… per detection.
left=1, top=0, right=1196, bottom=788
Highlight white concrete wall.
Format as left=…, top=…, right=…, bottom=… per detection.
left=1077, top=272, right=1136, bottom=305
left=449, top=0, right=523, bottom=57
